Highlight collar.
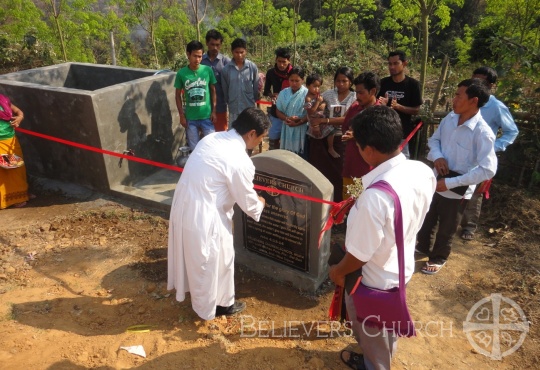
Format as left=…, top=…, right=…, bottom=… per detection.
left=274, top=64, right=292, bottom=79
left=457, top=110, right=483, bottom=131
left=203, top=52, right=223, bottom=62
left=229, top=129, right=247, bottom=149
left=362, top=153, right=406, bottom=187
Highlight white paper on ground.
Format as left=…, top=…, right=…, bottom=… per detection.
left=119, top=345, right=146, bottom=358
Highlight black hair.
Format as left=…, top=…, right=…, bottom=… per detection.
left=232, top=107, right=271, bottom=136
left=353, top=71, right=381, bottom=95
left=457, top=78, right=491, bottom=108
left=306, top=73, right=323, bottom=86
left=205, top=29, right=224, bottom=43
left=388, top=50, right=407, bottom=62
left=275, top=47, right=291, bottom=60
left=333, top=66, right=354, bottom=90
left=186, top=40, right=204, bottom=54
left=231, top=38, right=247, bottom=51
left=289, top=66, right=305, bottom=80
left=472, top=66, right=498, bottom=85
left=352, top=105, right=403, bottom=154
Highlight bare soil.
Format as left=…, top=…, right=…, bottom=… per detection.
left=0, top=182, right=538, bottom=370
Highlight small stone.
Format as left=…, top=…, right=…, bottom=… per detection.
left=138, top=306, right=146, bottom=314
left=40, top=224, right=51, bottom=232
left=0, top=274, right=7, bottom=280
left=307, top=357, right=325, bottom=369
left=45, top=235, right=55, bottom=242
left=99, top=237, right=107, bottom=246
left=145, top=283, right=157, bottom=293
left=5, top=266, right=15, bottom=274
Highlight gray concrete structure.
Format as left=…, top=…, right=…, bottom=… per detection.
left=233, top=150, right=333, bottom=293
left=0, top=63, right=182, bottom=204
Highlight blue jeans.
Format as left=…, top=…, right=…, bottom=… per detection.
left=268, top=114, right=283, bottom=140
left=187, top=118, right=215, bottom=150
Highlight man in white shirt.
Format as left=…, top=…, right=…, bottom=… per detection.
left=460, top=67, right=519, bottom=240
left=329, top=105, right=436, bottom=370
left=417, top=79, right=497, bottom=274
left=167, top=107, right=268, bottom=320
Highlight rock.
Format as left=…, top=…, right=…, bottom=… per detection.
left=307, top=357, right=325, bottom=369
left=0, top=273, right=7, bottom=280
left=40, top=224, right=51, bottom=232
left=45, top=235, right=55, bottom=242
left=5, top=265, right=15, bottom=274
left=138, top=306, right=146, bottom=314
left=145, top=283, right=157, bottom=293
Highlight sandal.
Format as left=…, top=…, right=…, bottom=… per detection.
left=421, top=260, right=447, bottom=275
left=340, top=350, right=367, bottom=370
left=461, top=230, right=474, bottom=240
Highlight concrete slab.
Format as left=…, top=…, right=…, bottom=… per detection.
left=110, top=168, right=180, bottom=210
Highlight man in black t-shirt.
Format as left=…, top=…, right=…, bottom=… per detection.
left=378, top=50, right=423, bottom=158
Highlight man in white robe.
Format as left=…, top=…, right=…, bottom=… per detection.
left=167, top=107, right=269, bottom=320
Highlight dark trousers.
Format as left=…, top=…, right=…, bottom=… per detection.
left=416, top=193, right=468, bottom=261
left=461, top=191, right=483, bottom=233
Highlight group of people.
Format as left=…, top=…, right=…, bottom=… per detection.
left=168, top=36, right=518, bottom=369
left=175, top=30, right=260, bottom=151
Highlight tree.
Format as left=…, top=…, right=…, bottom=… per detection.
left=382, top=0, right=464, bottom=94
left=43, top=0, right=68, bottom=61
left=187, top=0, right=208, bottom=41
left=289, top=0, right=304, bottom=64
left=320, top=0, right=376, bottom=40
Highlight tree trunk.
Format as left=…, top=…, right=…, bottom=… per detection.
left=419, top=8, right=429, bottom=96
left=54, top=15, right=67, bottom=61
left=110, top=31, right=117, bottom=66
left=431, top=55, right=449, bottom=112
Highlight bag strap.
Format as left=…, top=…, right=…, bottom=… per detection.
left=366, top=180, right=406, bottom=302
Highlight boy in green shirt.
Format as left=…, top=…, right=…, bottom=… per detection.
left=175, top=40, right=217, bottom=150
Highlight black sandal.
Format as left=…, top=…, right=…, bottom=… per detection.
left=340, top=350, right=367, bottom=370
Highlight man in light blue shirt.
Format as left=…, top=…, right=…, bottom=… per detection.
left=201, top=29, right=231, bottom=132
left=460, top=67, right=519, bottom=240
left=221, top=38, right=259, bottom=124
left=416, top=79, right=497, bottom=274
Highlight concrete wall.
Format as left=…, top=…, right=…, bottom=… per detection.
left=0, top=63, right=182, bottom=192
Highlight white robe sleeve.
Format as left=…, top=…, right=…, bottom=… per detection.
left=228, top=161, right=264, bottom=221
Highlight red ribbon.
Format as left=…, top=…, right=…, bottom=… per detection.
left=16, top=126, right=355, bottom=251
left=399, top=120, right=423, bottom=151
left=15, top=127, right=184, bottom=173
left=476, top=178, right=493, bottom=199
left=256, top=100, right=272, bottom=106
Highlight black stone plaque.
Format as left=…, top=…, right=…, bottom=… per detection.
left=243, top=171, right=312, bottom=272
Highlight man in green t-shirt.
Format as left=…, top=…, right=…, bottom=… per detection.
left=175, top=40, right=217, bottom=150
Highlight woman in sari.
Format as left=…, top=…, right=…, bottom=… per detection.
left=275, top=67, right=309, bottom=159
left=0, top=94, right=29, bottom=209
left=308, top=67, right=356, bottom=203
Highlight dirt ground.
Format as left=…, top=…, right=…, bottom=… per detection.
left=0, top=180, right=538, bottom=370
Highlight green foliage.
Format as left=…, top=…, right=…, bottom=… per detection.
left=228, top=0, right=315, bottom=43
left=320, top=0, right=376, bottom=40
left=454, top=24, right=473, bottom=64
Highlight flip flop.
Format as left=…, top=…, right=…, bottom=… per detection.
left=340, top=350, right=367, bottom=370
left=461, top=230, right=474, bottom=240
left=421, top=260, right=447, bottom=275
